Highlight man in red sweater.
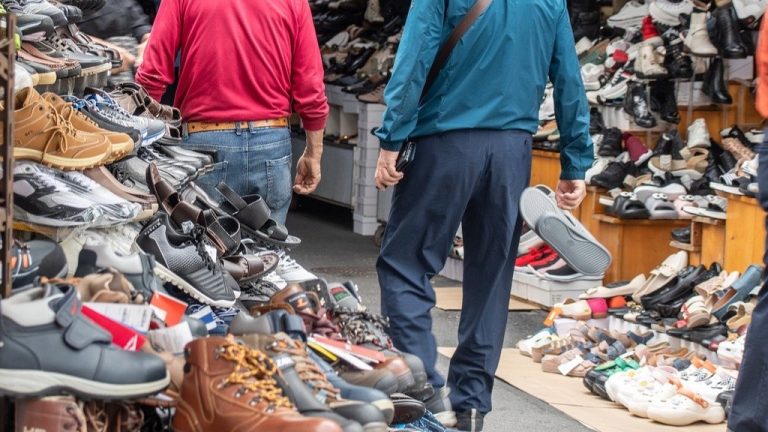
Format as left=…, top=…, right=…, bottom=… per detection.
left=136, top=0, right=328, bottom=224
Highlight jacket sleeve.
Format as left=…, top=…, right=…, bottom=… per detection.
left=549, top=5, right=593, bottom=180
left=756, top=16, right=768, bottom=118
left=134, top=0, right=181, bottom=101
left=128, top=0, right=152, bottom=42
left=374, top=0, right=446, bottom=151
left=291, top=0, right=328, bottom=131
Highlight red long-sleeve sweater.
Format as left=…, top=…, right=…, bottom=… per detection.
left=135, top=0, right=328, bottom=130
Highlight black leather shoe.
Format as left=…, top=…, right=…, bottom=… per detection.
left=671, top=227, right=691, bottom=243
left=391, top=393, right=427, bottom=424
left=703, top=57, right=733, bottom=104
left=591, top=161, right=633, bottom=190
left=662, top=29, right=693, bottom=78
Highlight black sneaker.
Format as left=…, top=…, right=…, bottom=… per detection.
left=136, top=212, right=237, bottom=308
left=597, top=127, right=623, bottom=157
left=623, top=82, right=657, bottom=128
left=5, top=238, right=68, bottom=290
left=454, top=409, right=485, bottom=432
left=590, top=161, right=632, bottom=190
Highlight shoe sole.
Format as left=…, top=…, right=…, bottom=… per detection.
left=14, top=148, right=108, bottom=170
left=37, top=71, right=57, bottom=85
left=78, top=62, right=112, bottom=77
left=520, top=188, right=611, bottom=276
left=13, top=207, right=93, bottom=227
left=362, top=422, right=389, bottom=432
left=0, top=369, right=170, bottom=399
left=153, top=262, right=236, bottom=308
left=433, top=411, right=458, bottom=428
left=371, top=399, right=395, bottom=424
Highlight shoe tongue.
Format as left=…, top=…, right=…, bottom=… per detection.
left=326, top=282, right=362, bottom=311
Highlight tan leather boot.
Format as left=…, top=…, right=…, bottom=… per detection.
left=173, top=336, right=342, bottom=432
left=14, top=396, right=87, bottom=432
left=43, top=92, right=134, bottom=163
left=8, top=88, right=111, bottom=170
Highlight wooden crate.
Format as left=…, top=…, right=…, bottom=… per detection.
left=722, top=193, right=766, bottom=271
left=594, top=214, right=690, bottom=283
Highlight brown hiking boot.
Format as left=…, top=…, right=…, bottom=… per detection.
left=271, top=284, right=414, bottom=392
left=173, top=336, right=342, bottom=432
left=15, top=396, right=87, bottom=432
left=9, top=88, right=111, bottom=170
left=44, top=92, right=134, bottom=163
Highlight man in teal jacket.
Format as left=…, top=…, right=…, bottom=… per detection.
left=374, top=0, right=593, bottom=430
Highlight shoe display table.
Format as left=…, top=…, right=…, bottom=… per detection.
left=720, top=192, right=766, bottom=271
left=593, top=214, right=690, bottom=283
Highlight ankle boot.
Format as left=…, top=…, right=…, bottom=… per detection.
left=702, top=56, right=733, bottom=104
left=662, top=29, right=694, bottom=78
left=685, top=11, right=718, bottom=56
left=651, top=79, right=680, bottom=124
left=172, top=337, right=343, bottom=432
left=714, top=5, right=747, bottom=58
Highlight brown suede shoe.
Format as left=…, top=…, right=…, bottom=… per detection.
left=9, top=88, right=111, bottom=170
left=173, top=336, right=342, bottom=432
left=15, top=396, right=87, bottom=432
left=43, top=92, right=134, bottom=163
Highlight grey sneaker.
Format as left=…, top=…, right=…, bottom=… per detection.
left=136, top=212, right=237, bottom=307
left=453, top=409, right=484, bottom=432
left=0, top=285, right=169, bottom=398
left=83, top=89, right=166, bottom=145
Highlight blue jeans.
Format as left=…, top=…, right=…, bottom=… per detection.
left=182, top=124, right=292, bottom=224
left=377, top=129, right=532, bottom=414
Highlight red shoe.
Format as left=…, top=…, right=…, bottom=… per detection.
left=642, top=15, right=660, bottom=40
left=515, top=245, right=552, bottom=267
left=527, top=251, right=560, bottom=269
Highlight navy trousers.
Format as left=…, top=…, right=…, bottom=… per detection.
left=377, top=129, right=532, bottom=413
left=728, top=132, right=768, bottom=431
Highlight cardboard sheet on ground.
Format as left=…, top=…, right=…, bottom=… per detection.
left=434, top=287, right=540, bottom=311
left=438, top=347, right=724, bottom=432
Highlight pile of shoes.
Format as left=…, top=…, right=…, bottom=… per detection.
left=514, top=185, right=612, bottom=282
left=587, top=116, right=760, bottom=221
left=515, top=250, right=761, bottom=426
left=312, top=0, right=403, bottom=105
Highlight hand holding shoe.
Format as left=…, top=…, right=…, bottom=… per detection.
left=375, top=149, right=403, bottom=190
left=556, top=180, right=587, bottom=210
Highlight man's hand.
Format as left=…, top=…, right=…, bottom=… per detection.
left=294, top=153, right=321, bottom=194
left=136, top=34, right=149, bottom=68
left=375, top=149, right=404, bottom=190
left=556, top=180, right=586, bottom=210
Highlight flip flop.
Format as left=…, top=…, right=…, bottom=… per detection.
left=521, top=186, right=611, bottom=276
left=612, top=192, right=650, bottom=219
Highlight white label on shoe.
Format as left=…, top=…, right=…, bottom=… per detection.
left=150, top=305, right=168, bottom=322
left=149, top=322, right=194, bottom=355
left=204, top=244, right=218, bottom=262
left=558, top=355, right=585, bottom=376
left=84, top=303, right=153, bottom=332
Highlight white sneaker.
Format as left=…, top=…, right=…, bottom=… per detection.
left=684, top=12, right=718, bottom=56
left=581, top=63, right=605, bottom=91
left=276, top=252, right=317, bottom=283
left=607, top=0, right=649, bottom=29
left=687, top=118, right=711, bottom=148
left=575, top=37, right=595, bottom=56
left=516, top=328, right=555, bottom=357
left=538, top=87, right=555, bottom=121
left=262, top=270, right=288, bottom=290
left=745, top=128, right=764, bottom=144
left=596, top=69, right=632, bottom=103
left=517, top=230, right=545, bottom=256
left=649, top=0, right=693, bottom=26
left=733, top=0, right=766, bottom=20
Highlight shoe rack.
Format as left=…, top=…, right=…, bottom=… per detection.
left=0, top=13, right=15, bottom=301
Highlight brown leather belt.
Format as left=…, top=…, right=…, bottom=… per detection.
left=186, top=118, right=289, bottom=133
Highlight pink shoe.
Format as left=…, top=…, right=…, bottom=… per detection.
left=587, top=298, right=609, bottom=318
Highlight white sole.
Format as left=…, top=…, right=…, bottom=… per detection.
left=433, top=411, right=457, bottom=428
left=153, top=262, right=235, bottom=308
left=0, top=368, right=169, bottom=399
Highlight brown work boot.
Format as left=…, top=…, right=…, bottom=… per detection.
left=271, top=284, right=415, bottom=392
left=173, top=336, right=342, bottom=432
left=43, top=92, right=134, bottom=163
left=9, top=88, right=111, bottom=170
left=15, top=396, right=87, bottom=432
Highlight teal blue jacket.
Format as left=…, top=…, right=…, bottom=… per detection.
left=374, top=0, right=593, bottom=179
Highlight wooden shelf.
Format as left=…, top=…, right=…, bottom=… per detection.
left=531, top=149, right=559, bottom=159
left=594, top=214, right=690, bottom=227
left=692, top=216, right=725, bottom=226
left=670, top=240, right=700, bottom=252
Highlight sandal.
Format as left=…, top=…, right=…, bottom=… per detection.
left=612, top=192, right=650, bottom=219
left=214, top=182, right=301, bottom=247
left=645, top=193, right=678, bottom=220
left=221, top=252, right=280, bottom=283
left=682, top=295, right=711, bottom=329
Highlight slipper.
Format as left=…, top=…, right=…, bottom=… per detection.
left=645, top=193, right=679, bottom=220
left=580, top=274, right=647, bottom=299
left=612, top=192, right=650, bottom=219
left=521, top=186, right=611, bottom=276
left=683, top=195, right=728, bottom=220
left=631, top=251, right=688, bottom=303
left=214, top=182, right=301, bottom=247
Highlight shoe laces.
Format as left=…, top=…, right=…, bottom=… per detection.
left=216, top=339, right=293, bottom=411
left=61, top=170, right=96, bottom=190
left=189, top=226, right=218, bottom=272
left=40, top=102, right=79, bottom=155
left=268, top=338, right=340, bottom=402
left=277, top=251, right=302, bottom=272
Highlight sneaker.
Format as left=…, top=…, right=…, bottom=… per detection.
left=136, top=212, right=238, bottom=307
left=650, top=0, right=693, bottom=26
left=84, top=88, right=166, bottom=144
left=687, top=119, right=711, bottom=148
left=607, top=0, right=648, bottom=29
left=276, top=251, right=317, bottom=283
left=19, top=0, right=67, bottom=26
left=591, top=161, right=632, bottom=190
left=11, top=88, right=111, bottom=170
left=0, top=285, right=170, bottom=398
left=13, top=162, right=98, bottom=226
left=517, top=229, right=545, bottom=255
left=6, top=238, right=68, bottom=290
left=424, top=387, right=457, bottom=428
left=581, top=63, right=605, bottom=91
left=586, top=157, right=614, bottom=184
left=75, top=234, right=164, bottom=299
left=595, top=69, right=632, bottom=104
left=63, top=96, right=143, bottom=146
left=538, top=86, right=555, bottom=121
left=598, top=127, right=623, bottom=157
left=635, top=40, right=668, bottom=80
left=54, top=170, right=140, bottom=221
